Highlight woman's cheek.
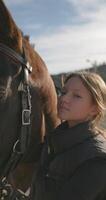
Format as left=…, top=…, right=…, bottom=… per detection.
left=57, top=97, right=62, bottom=112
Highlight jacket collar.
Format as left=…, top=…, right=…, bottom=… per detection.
left=48, top=121, right=97, bottom=154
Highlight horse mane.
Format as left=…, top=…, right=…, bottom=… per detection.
left=0, top=0, right=22, bottom=53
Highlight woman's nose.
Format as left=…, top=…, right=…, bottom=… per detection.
left=60, top=93, right=71, bottom=104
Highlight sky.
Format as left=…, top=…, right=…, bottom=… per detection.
left=5, top=0, right=106, bottom=74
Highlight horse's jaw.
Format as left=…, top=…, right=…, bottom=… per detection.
left=0, top=95, right=21, bottom=177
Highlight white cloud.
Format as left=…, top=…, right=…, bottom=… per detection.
left=31, top=5, right=106, bottom=74
left=4, top=0, right=106, bottom=74
left=67, top=0, right=103, bottom=12
left=66, top=0, right=106, bottom=23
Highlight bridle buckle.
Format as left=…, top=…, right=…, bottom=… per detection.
left=22, top=109, right=31, bottom=125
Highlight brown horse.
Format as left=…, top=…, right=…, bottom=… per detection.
left=0, top=0, right=60, bottom=193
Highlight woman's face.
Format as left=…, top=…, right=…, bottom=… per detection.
left=58, top=76, right=97, bottom=127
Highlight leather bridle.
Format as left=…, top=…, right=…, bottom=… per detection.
left=0, top=42, right=32, bottom=73
left=0, top=42, right=32, bottom=199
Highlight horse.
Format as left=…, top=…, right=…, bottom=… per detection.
left=0, top=0, right=60, bottom=194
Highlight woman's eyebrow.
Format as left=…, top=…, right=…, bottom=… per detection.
left=73, top=89, right=81, bottom=92
left=69, top=88, right=81, bottom=92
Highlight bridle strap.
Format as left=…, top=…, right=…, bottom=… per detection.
left=20, top=82, right=32, bottom=153
left=0, top=43, right=32, bottom=183
left=0, top=42, right=32, bottom=73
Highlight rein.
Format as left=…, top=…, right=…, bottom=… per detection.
left=0, top=43, right=32, bottom=199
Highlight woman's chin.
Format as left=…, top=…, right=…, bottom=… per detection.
left=58, top=112, right=66, bottom=121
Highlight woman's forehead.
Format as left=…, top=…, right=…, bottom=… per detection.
left=64, top=77, right=92, bottom=95
left=65, top=77, right=85, bottom=89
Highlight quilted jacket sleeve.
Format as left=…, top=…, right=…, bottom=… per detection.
left=59, top=159, right=106, bottom=200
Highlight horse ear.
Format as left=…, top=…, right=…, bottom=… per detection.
left=0, top=0, right=22, bottom=54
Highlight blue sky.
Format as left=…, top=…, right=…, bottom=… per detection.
left=5, top=0, right=106, bottom=74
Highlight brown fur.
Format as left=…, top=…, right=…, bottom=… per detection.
left=0, top=0, right=60, bottom=191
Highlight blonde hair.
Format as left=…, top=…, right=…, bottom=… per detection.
left=65, top=72, right=106, bottom=130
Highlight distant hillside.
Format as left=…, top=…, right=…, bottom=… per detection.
left=52, top=63, right=106, bottom=94
left=89, top=63, right=106, bottom=82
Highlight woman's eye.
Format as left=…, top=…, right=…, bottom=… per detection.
left=74, top=94, right=81, bottom=98
left=58, top=90, right=66, bottom=97
left=61, top=91, right=66, bottom=95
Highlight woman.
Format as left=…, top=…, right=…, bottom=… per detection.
left=30, top=72, right=106, bottom=200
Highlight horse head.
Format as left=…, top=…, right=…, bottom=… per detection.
left=0, top=0, right=23, bottom=175
left=0, top=0, right=60, bottom=191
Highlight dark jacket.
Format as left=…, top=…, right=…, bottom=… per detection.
left=30, top=121, right=106, bottom=200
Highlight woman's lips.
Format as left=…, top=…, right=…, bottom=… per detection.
left=59, top=105, right=69, bottom=112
